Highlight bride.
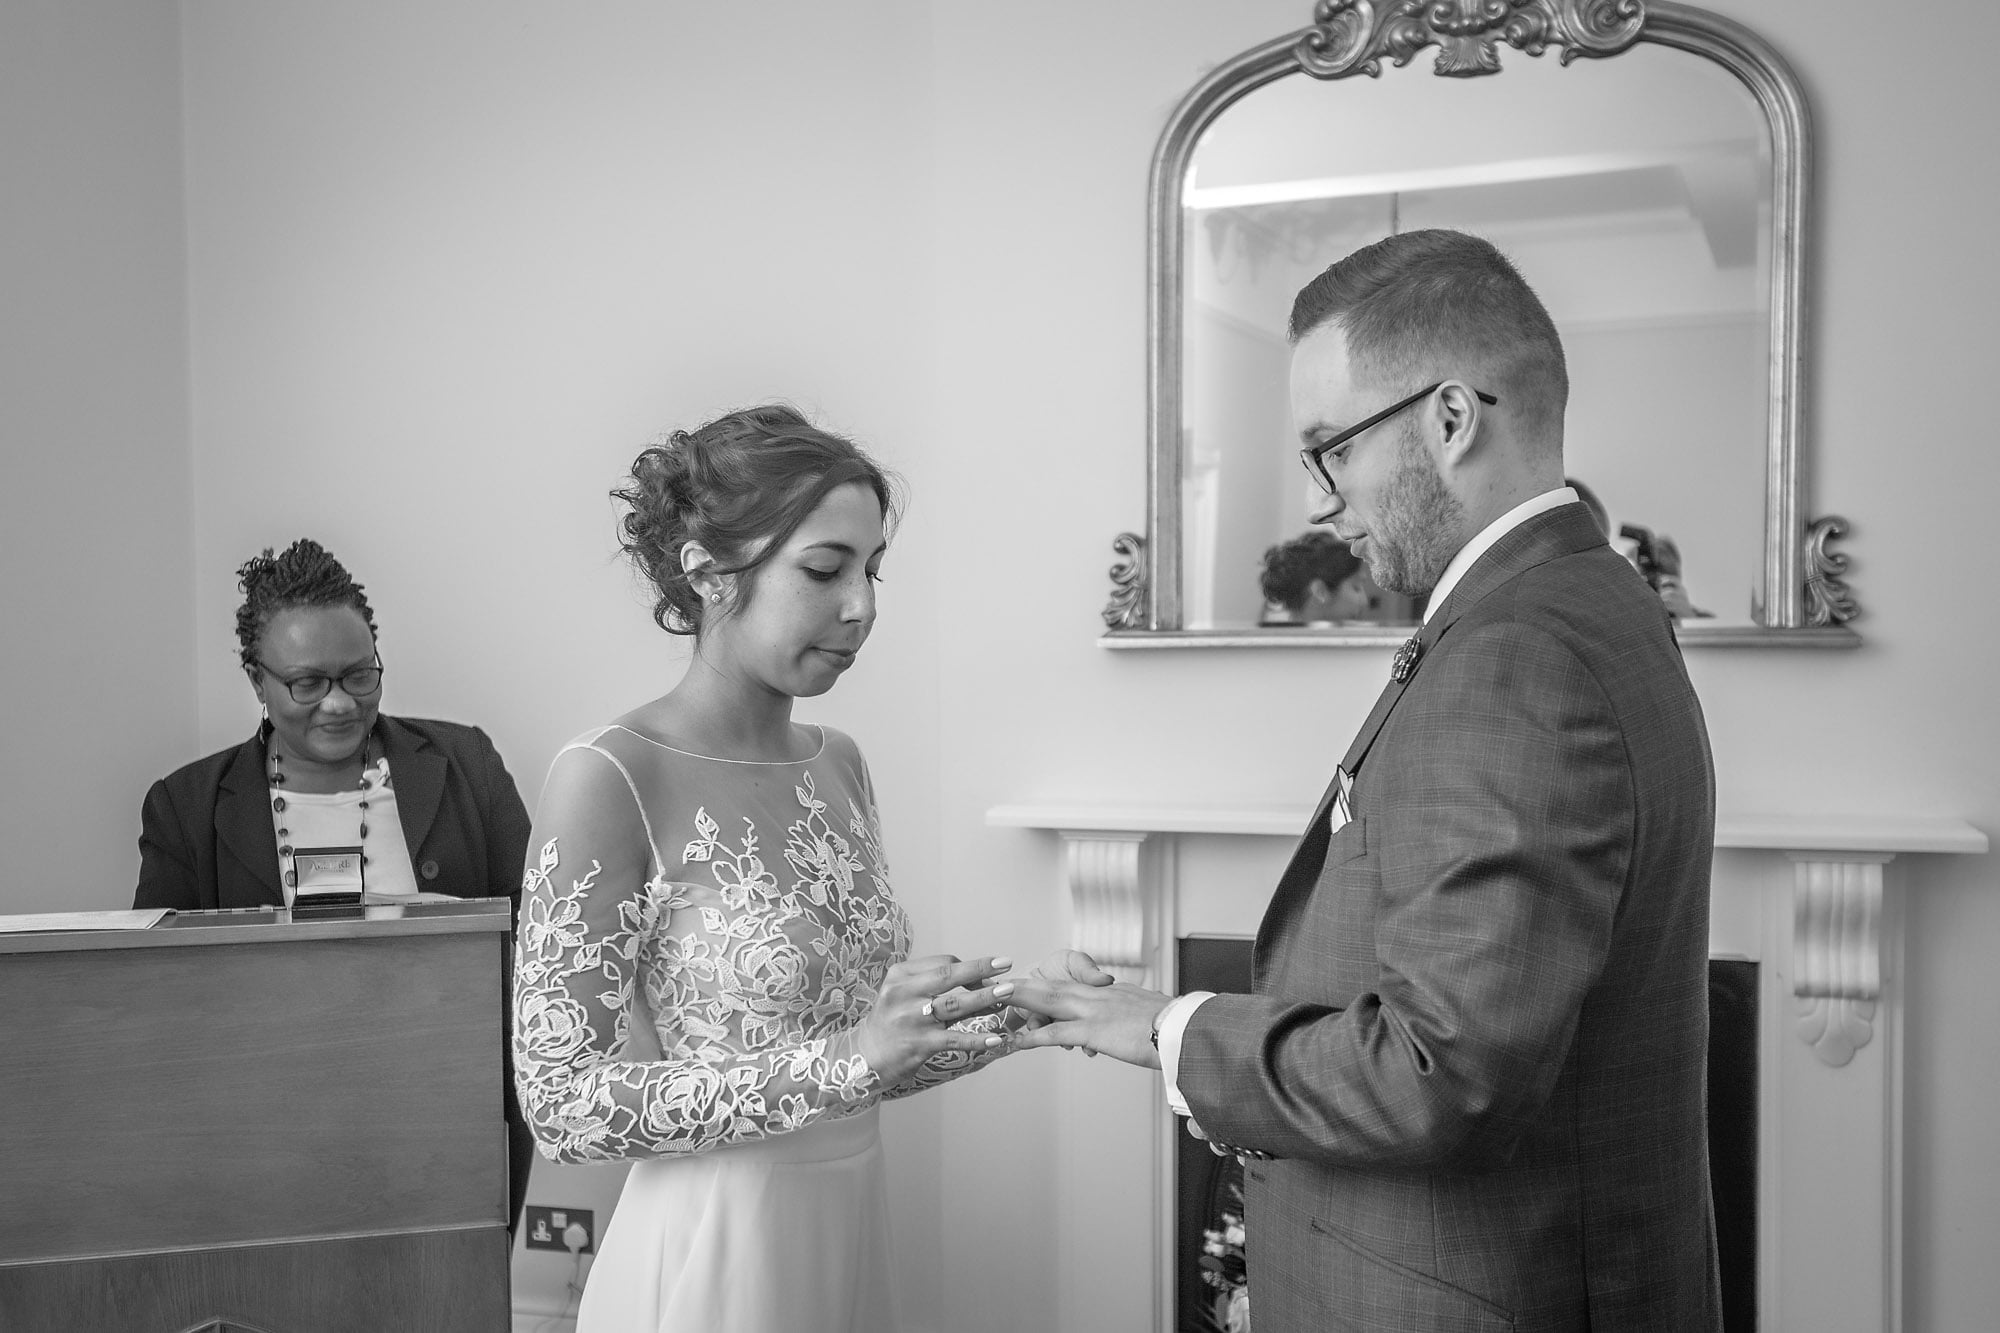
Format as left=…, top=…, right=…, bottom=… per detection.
left=513, top=405, right=1013, bottom=1331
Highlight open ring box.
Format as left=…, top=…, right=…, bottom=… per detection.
left=290, top=845, right=366, bottom=919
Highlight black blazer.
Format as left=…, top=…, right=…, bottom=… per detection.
left=134, top=713, right=539, bottom=1233
left=136, top=714, right=530, bottom=911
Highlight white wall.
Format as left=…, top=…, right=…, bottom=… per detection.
left=1565, top=317, right=1766, bottom=615
left=6, top=0, right=1994, bottom=1328
left=0, top=0, right=192, bottom=914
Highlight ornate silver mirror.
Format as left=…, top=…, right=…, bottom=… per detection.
left=1102, top=0, right=1858, bottom=648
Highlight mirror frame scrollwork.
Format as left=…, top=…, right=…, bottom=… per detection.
left=1102, top=0, right=1859, bottom=649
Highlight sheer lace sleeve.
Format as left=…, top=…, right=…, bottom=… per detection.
left=512, top=741, right=883, bottom=1163
left=838, top=744, right=1010, bottom=1101
left=878, top=1012, right=1010, bottom=1099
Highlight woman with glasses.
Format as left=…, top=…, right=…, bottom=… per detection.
left=133, top=536, right=537, bottom=1232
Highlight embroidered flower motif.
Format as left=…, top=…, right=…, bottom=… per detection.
left=519, top=842, right=592, bottom=959
left=518, top=990, right=595, bottom=1065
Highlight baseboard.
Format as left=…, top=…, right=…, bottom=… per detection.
left=511, top=1306, right=576, bottom=1333
left=512, top=1301, right=935, bottom=1331
left=514, top=1301, right=937, bottom=1331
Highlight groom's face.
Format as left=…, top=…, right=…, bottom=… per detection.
left=1289, top=324, right=1464, bottom=597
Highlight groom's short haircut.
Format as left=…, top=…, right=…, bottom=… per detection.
left=1289, top=228, right=1569, bottom=443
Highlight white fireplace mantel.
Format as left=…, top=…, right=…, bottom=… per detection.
left=988, top=803, right=1988, bottom=853
left=987, top=801, right=1987, bottom=1333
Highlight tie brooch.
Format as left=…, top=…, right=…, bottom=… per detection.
left=1390, top=633, right=1423, bottom=684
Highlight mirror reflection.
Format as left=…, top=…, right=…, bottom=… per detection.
left=1180, top=44, right=1771, bottom=630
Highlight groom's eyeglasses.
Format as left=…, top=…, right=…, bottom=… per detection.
left=1299, top=382, right=1499, bottom=494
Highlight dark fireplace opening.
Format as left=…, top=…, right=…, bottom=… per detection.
left=1173, top=938, right=1757, bottom=1332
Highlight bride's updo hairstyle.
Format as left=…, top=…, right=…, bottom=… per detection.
left=615, top=404, right=902, bottom=636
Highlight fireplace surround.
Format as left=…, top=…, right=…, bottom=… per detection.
left=988, top=803, right=1985, bottom=1332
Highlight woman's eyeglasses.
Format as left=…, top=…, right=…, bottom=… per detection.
left=258, top=659, right=384, bottom=705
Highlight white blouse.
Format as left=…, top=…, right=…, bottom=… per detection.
left=269, top=756, right=419, bottom=903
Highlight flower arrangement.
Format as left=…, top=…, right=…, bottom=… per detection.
left=1197, top=1177, right=1250, bottom=1332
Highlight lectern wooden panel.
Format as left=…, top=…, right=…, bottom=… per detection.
left=0, top=902, right=514, bottom=1333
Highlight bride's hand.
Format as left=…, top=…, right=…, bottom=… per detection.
left=855, top=954, right=1014, bottom=1086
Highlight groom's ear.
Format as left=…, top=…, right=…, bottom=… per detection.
left=1434, top=381, right=1487, bottom=467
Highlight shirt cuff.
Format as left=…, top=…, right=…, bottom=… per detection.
left=1156, top=990, right=1216, bottom=1116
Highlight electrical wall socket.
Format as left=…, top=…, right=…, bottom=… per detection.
left=522, top=1204, right=596, bottom=1254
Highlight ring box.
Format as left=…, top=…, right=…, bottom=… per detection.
left=291, top=846, right=364, bottom=918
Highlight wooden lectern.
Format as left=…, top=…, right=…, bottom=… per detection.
left=0, top=901, right=515, bottom=1333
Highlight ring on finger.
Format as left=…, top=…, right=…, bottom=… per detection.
left=921, top=1000, right=941, bottom=1022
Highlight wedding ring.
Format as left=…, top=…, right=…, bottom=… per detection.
left=921, top=1000, right=938, bottom=1021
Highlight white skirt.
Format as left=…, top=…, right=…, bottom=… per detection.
left=576, top=1108, right=897, bottom=1333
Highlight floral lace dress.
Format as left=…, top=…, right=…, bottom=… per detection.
left=514, top=723, right=996, bottom=1332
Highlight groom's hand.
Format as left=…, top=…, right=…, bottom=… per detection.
left=1005, top=977, right=1169, bottom=1069
left=1032, top=948, right=1117, bottom=987
left=1011, top=948, right=1116, bottom=1032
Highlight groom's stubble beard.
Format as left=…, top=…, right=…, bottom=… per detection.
left=1362, top=422, right=1465, bottom=598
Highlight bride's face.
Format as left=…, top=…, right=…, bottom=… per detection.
left=704, top=481, right=886, bottom=699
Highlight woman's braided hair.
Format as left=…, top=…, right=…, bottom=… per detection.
left=234, top=538, right=378, bottom=670
left=614, top=404, right=900, bottom=636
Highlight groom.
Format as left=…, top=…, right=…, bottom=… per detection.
left=1012, top=230, right=1721, bottom=1331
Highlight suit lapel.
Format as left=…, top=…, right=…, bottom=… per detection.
left=1344, top=503, right=1608, bottom=768
left=1337, top=504, right=1608, bottom=786
left=1335, top=639, right=1429, bottom=778
left=1252, top=769, right=1344, bottom=985
left=215, top=731, right=283, bottom=907
left=1253, top=651, right=1420, bottom=984
left=383, top=716, right=446, bottom=860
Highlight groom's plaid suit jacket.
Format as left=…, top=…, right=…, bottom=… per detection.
left=1179, top=503, right=1722, bottom=1332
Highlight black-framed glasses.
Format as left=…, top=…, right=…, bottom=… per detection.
left=257, top=658, right=384, bottom=705
left=1299, top=381, right=1499, bottom=494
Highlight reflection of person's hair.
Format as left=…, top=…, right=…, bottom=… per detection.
left=233, top=538, right=378, bottom=671
left=1260, top=530, right=1361, bottom=612
left=1288, top=229, right=1568, bottom=444
left=614, top=404, right=902, bottom=636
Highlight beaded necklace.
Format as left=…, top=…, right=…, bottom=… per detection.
left=267, top=736, right=388, bottom=891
